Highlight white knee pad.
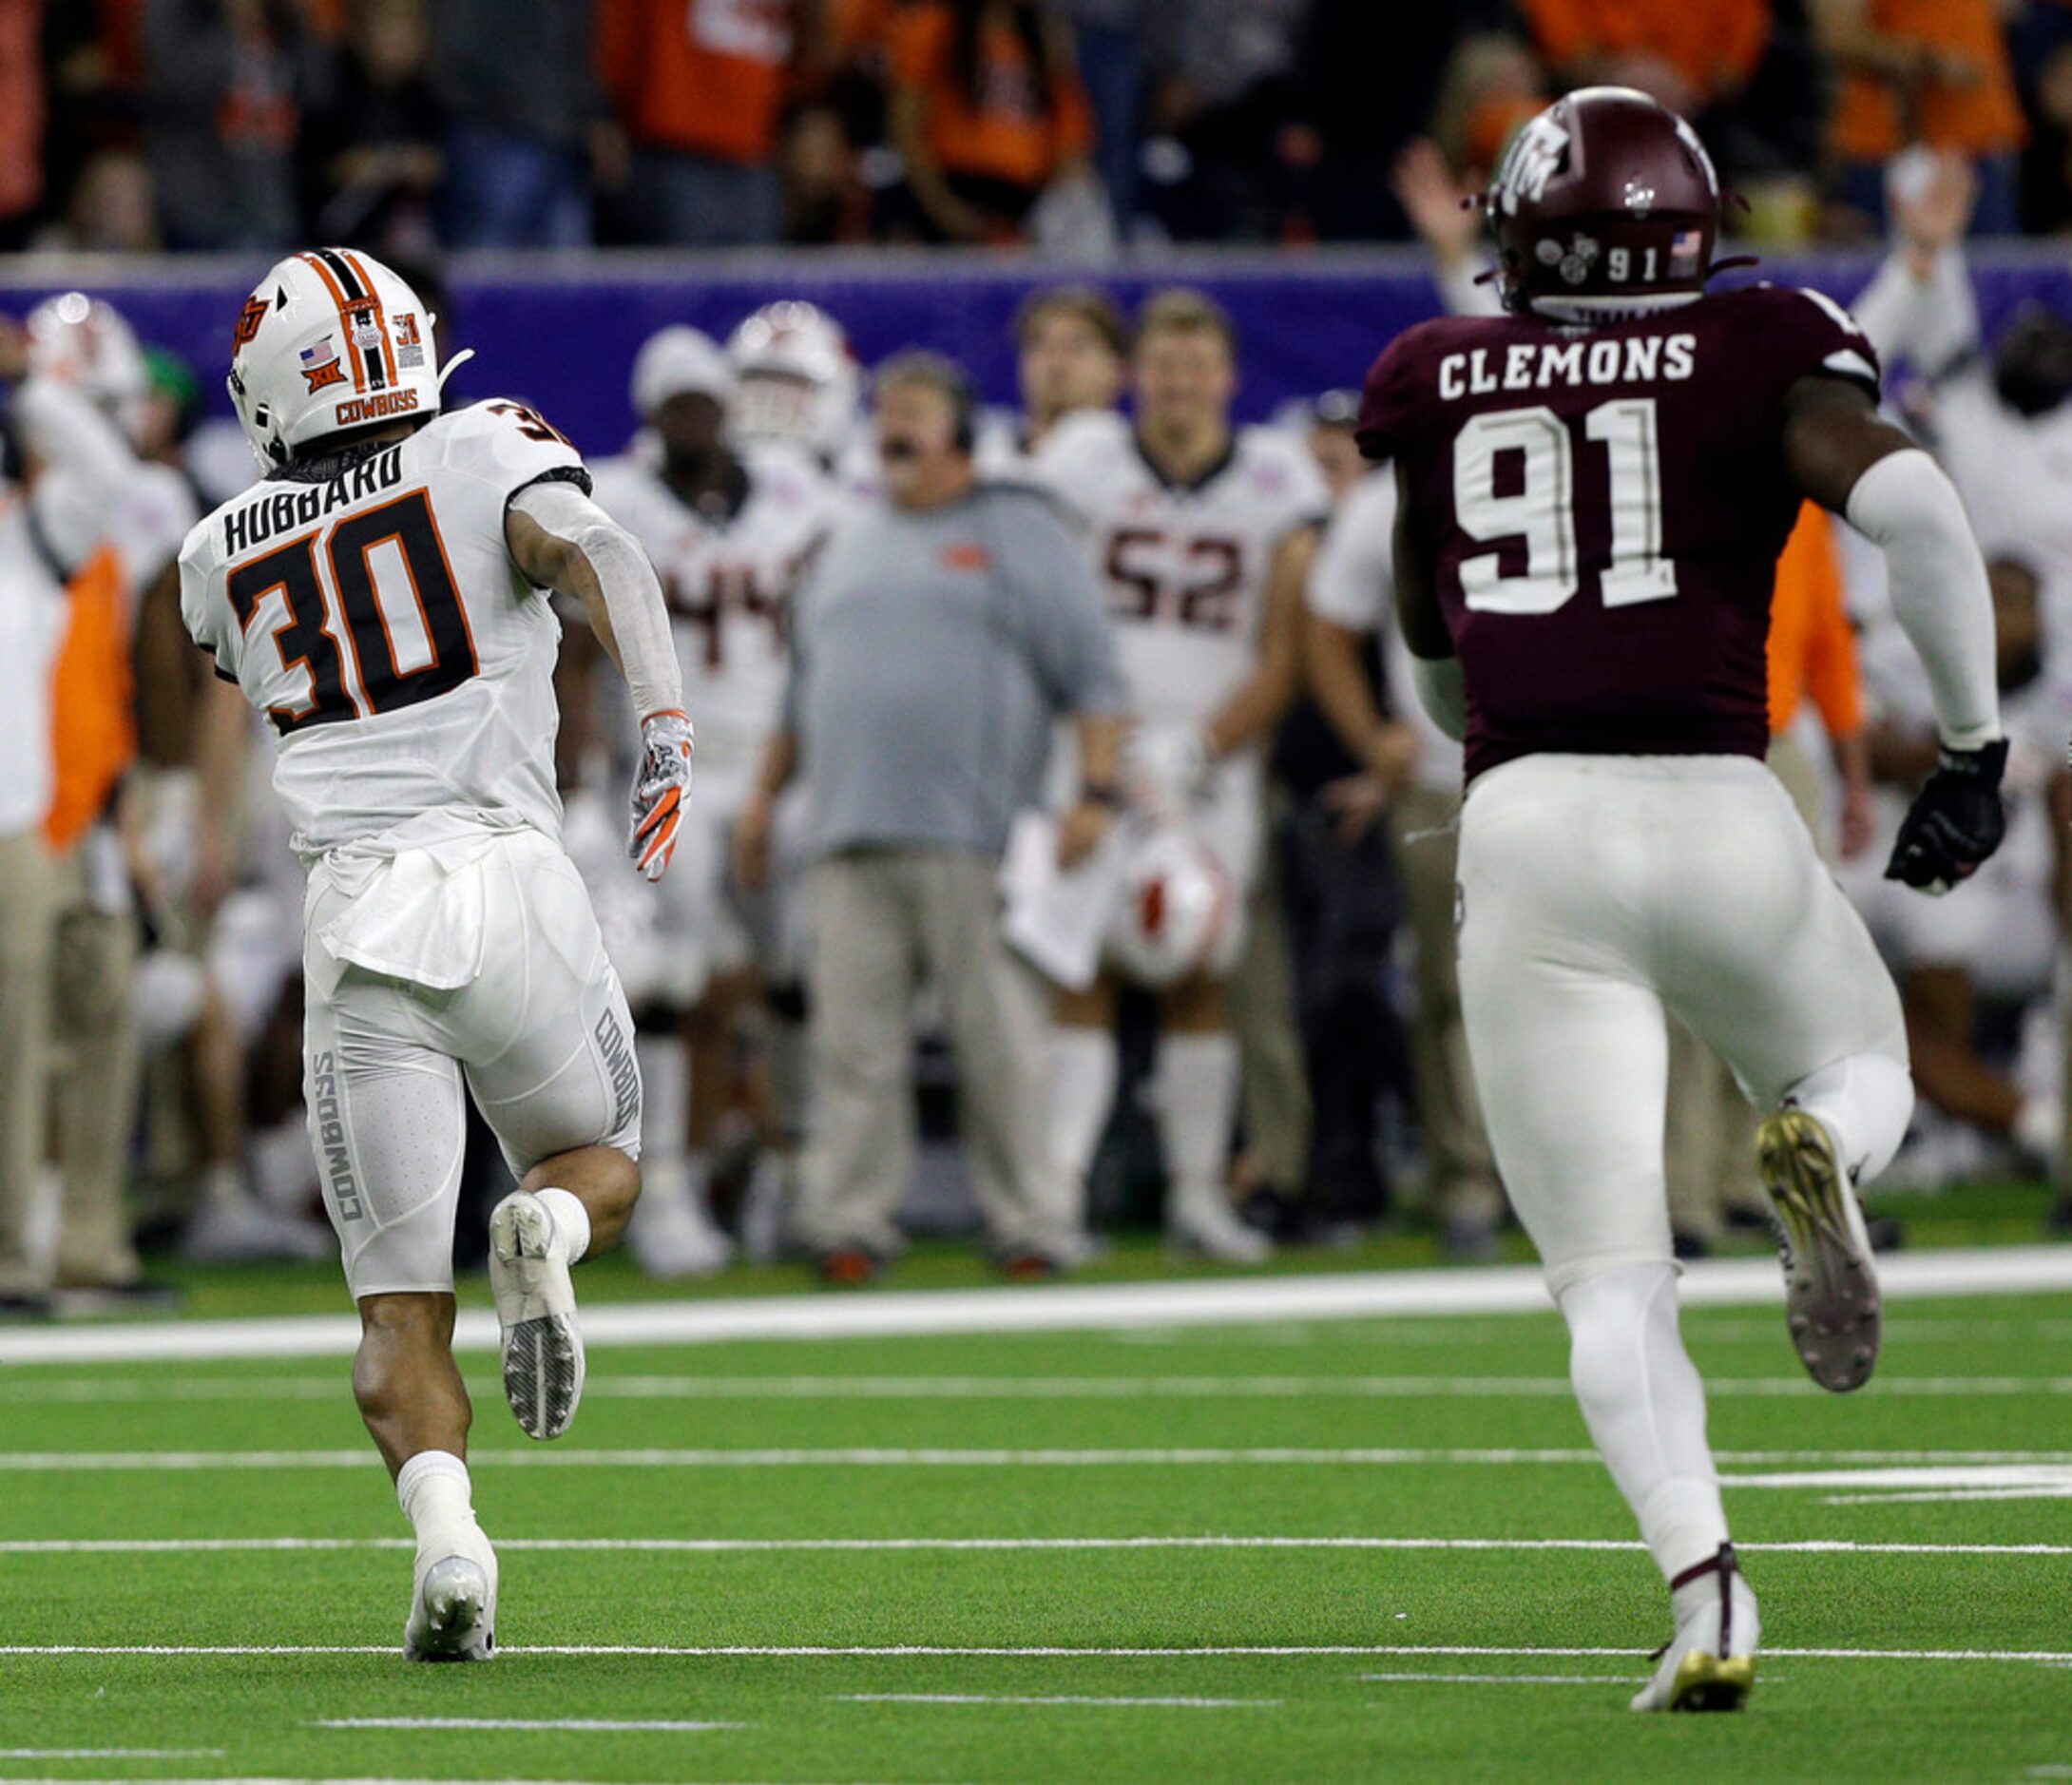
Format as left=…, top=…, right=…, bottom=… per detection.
left=1784, top=1051, right=1913, bottom=1187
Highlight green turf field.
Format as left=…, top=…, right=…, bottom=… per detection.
left=3, top=1241, right=2071, bottom=1785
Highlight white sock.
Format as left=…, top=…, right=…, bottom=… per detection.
left=532, top=1185, right=591, bottom=1262
left=2013, top=1093, right=2062, bottom=1161
left=1154, top=1032, right=1239, bottom=1221
left=396, top=1449, right=475, bottom=1545
left=635, top=1033, right=689, bottom=1175
left=1048, top=1027, right=1119, bottom=1184
left=1785, top=1052, right=1914, bottom=1185
left=1559, top=1263, right=1729, bottom=1584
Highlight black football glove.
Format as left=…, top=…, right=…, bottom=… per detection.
left=1884, top=738, right=2008, bottom=895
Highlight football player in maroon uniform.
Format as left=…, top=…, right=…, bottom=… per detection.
left=1359, top=89, right=2006, bottom=1712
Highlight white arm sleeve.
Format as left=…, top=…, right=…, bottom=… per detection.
left=1844, top=448, right=2000, bottom=752
left=1851, top=246, right=1979, bottom=381
left=16, top=376, right=137, bottom=573
left=509, top=479, right=682, bottom=721
left=1410, top=654, right=1468, bottom=742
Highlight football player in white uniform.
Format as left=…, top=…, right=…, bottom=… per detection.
left=1034, top=288, right=1329, bottom=1262
left=181, top=248, right=691, bottom=1661
left=973, top=285, right=1130, bottom=478
left=576, top=325, right=837, bottom=1276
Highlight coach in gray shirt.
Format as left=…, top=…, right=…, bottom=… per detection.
left=736, top=352, right=1127, bottom=1278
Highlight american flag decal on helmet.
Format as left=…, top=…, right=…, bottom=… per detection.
left=299, top=336, right=347, bottom=393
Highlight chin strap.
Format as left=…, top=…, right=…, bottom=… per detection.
left=1657, top=1543, right=1741, bottom=1660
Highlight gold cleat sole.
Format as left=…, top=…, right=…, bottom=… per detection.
left=1756, top=1108, right=1881, bottom=1393
left=1667, top=1651, right=1755, bottom=1712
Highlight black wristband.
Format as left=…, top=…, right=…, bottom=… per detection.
left=1937, top=738, right=2008, bottom=787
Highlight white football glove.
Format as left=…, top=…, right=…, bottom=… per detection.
left=1125, top=724, right=1215, bottom=818
left=628, top=710, right=695, bottom=883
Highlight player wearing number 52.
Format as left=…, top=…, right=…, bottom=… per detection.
left=178, top=249, right=691, bottom=1662
left=1359, top=88, right=2005, bottom=1714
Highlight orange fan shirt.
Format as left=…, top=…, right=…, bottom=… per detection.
left=888, top=3, right=1093, bottom=193
left=1519, top=0, right=1771, bottom=101
left=43, top=543, right=135, bottom=853
left=1830, top=0, right=2024, bottom=161
left=598, top=0, right=801, bottom=165
left=1768, top=505, right=1863, bottom=741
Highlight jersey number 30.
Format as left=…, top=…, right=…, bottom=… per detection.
left=1453, top=398, right=1676, bottom=614
left=226, top=489, right=476, bottom=733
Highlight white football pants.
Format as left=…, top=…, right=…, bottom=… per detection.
left=1456, top=754, right=1909, bottom=1296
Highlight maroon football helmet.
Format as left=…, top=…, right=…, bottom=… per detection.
left=1486, top=87, right=1723, bottom=317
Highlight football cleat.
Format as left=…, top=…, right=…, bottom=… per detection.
left=488, top=1192, right=586, bottom=1441
left=404, top=1539, right=497, bottom=1662
left=1756, top=1106, right=1882, bottom=1392
left=1632, top=1545, right=1758, bottom=1713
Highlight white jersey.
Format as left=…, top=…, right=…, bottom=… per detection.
left=589, top=441, right=836, bottom=777
left=113, top=461, right=201, bottom=595
left=1306, top=465, right=1464, bottom=793
left=180, top=397, right=585, bottom=864
left=1034, top=418, right=1329, bottom=729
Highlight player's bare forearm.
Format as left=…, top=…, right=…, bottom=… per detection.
left=1305, top=611, right=1390, bottom=760
left=508, top=505, right=624, bottom=667
left=1075, top=710, right=1124, bottom=790
left=753, top=728, right=798, bottom=803
left=1391, top=463, right=1452, bottom=662
left=1780, top=376, right=1920, bottom=513
left=1207, top=527, right=1313, bottom=756
left=132, top=561, right=196, bottom=767
left=507, top=486, right=681, bottom=723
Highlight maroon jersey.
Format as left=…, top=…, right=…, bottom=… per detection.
left=1357, top=284, right=1879, bottom=781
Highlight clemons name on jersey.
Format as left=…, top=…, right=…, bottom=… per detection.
left=180, top=396, right=588, bottom=864
left=1033, top=414, right=1331, bottom=733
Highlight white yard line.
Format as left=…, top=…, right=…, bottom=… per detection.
left=2, top=1245, right=2068, bottom=1366
left=313, top=1718, right=744, bottom=1733
left=2, top=1534, right=2067, bottom=1557
left=1354, top=1673, right=1628, bottom=1686
left=0, top=1751, right=225, bottom=1760
left=5, top=1445, right=2071, bottom=1471
left=13, top=1372, right=2072, bottom=1404
left=836, top=1694, right=1279, bottom=1708
left=0, top=1642, right=2065, bottom=1662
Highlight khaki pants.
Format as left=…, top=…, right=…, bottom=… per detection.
left=49, top=848, right=143, bottom=1287
left=793, top=848, right=1081, bottom=1259
left=1233, top=817, right=1311, bottom=1192
left=0, top=831, right=59, bottom=1295
left=1390, top=784, right=1504, bottom=1227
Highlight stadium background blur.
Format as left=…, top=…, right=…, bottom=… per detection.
left=4, top=0, right=2072, bottom=1304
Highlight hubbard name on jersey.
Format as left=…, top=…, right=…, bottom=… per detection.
left=588, top=444, right=836, bottom=778
left=1035, top=418, right=1330, bottom=731
left=181, top=396, right=588, bottom=863
left=1357, top=283, right=1881, bottom=781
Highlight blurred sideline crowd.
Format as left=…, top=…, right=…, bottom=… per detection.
left=12, top=0, right=2072, bottom=257
left=7, top=144, right=2072, bottom=1311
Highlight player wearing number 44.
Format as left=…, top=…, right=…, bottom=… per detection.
left=179, top=249, right=693, bottom=1661
left=1359, top=89, right=2006, bottom=1714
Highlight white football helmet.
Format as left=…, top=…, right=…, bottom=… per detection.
left=26, top=292, right=149, bottom=442
left=725, top=300, right=859, bottom=461
left=1106, top=825, right=1236, bottom=989
left=225, top=248, right=461, bottom=470
left=631, top=325, right=737, bottom=418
